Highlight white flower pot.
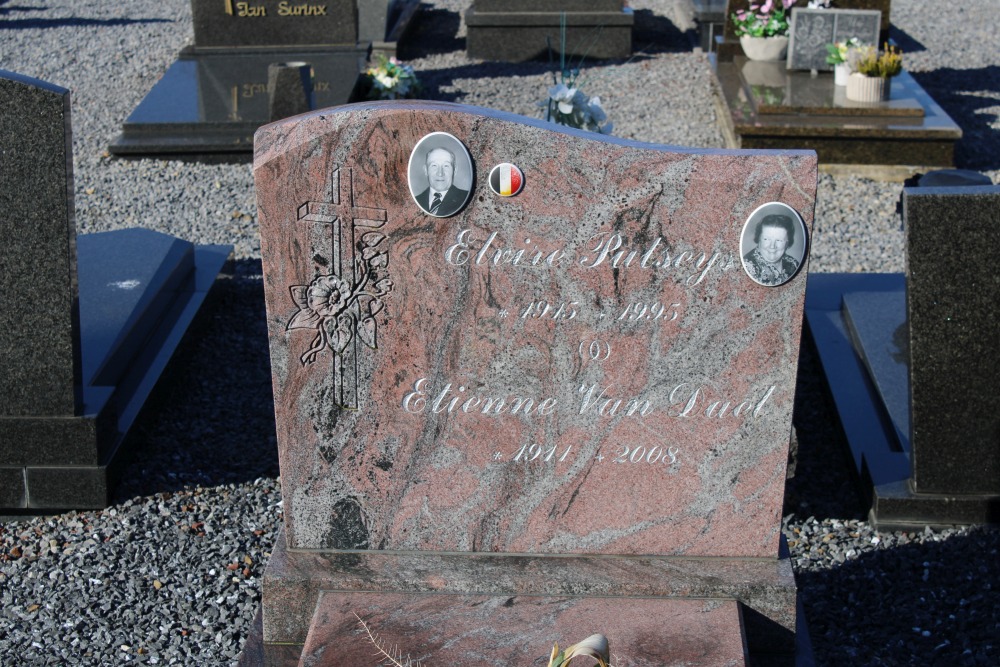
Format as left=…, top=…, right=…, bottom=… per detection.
left=846, top=72, right=889, bottom=102
left=834, top=62, right=851, bottom=86
left=739, top=35, right=789, bottom=62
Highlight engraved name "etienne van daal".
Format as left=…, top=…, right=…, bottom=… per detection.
left=445, top=229, right=736, bottom=286
left=402, top=377, right=776, bottom=421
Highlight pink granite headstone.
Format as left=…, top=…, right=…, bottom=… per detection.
left=252, top=101, right=816, bottom=664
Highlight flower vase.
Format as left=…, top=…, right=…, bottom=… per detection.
left=739, top=35, right=789, bottom=62
left=846, top=72, right=889, bottom=102
left=834, top=62, right=850, bottom=86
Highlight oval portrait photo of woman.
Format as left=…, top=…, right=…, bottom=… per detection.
left=739, top=202, right=808, bottom=287
left=407, top=132, right=474, bottom=218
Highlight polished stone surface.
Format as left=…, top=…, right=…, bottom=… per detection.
left=904, top=185, right=1000, bottom=496
left=0, top=70, right=81, bottom=417
left=110, top=49, right=366, bottom=158
left=841, top=290, right=909, bottom=451
left=805, top=272, right=1000, bottom=530
left=302, top=591, right=748, bottom=666
left=260, top=529, right=797, bottom=656
left=255, top=101, right=816, bottom=558
left=251, top=101, right=813, bottom=664
left=465, top=6, right=634, bottom=61
left=714, top=57, right=961, bottom=167
left=190, top=0, right=355, bottom=50
left=0, top=232, right=232, bottom=509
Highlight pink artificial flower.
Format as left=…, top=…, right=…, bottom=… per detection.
left=761, top=0, right=774, bottom=13
left=749, top=4, right=759, bottom=10
left=782, top=0, right=796, bottom=8
left=736, top=9, right=747, bottom=20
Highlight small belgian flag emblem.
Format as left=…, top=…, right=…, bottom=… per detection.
left=488, top=163, right=524, bottom=197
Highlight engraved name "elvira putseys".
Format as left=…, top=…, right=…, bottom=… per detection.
left=445, top=229, right=738, bottom=286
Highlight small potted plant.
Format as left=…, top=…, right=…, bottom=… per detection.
left=730, top=0, right=799, bottom=62
left=825, top=37, right=864, bottom=86
left=846, top=43, right=903, bottom=103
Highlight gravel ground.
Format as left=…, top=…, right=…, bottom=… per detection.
left=1, top=0, right=998, bottom=665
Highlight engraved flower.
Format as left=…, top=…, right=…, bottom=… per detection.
left=308, top=274, right=351, bottom=319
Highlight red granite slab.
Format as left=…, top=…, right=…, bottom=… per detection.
left=299, top=590, right=747, bottom=666
left=254, top=101, right=816, bottom=558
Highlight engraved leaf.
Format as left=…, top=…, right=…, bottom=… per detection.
left=374, top=279, right=393, bottom=295
left=369, top=297, right=385, bottom=317
left=357, top=316, right=377, bottom=349
left=361, top=232, right=386, bottom=247
left=289, top=285, right=309, bottom=308
left=361, top=246, right=380, bottom=261
left=325, top=316, right=354, bottom=353
left=287, top=308, right=321, bottom=330
left=369, top=251, right=388, bottom=268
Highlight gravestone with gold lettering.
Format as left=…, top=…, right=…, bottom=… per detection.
left=242, top=101, right=817, bottom=665
left=111, top=0, right=420, bottom=158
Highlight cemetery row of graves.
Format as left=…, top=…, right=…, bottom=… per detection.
left=1, top=0, right=998, bottom=665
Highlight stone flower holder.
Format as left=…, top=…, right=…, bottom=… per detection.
left=739, top=35, right=789, bottom=62
left=846, top=72, right=889, bottom=102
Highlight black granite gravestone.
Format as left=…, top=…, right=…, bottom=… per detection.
left=191, top=0, right=357, bottom=49
left=806, top=181, right=1000, bottom=529
left=0, top=70, right=232, bottom=511
left=465, top=0, right=634, bottom=62
left=110, top=0, right=421, bottom=159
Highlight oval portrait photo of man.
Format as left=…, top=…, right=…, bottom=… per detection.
left=407, top=132, right=474, bottom=218
left=739, top=202, right=808, bottom=287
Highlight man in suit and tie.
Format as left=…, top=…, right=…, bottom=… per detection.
left=415, top=147, right=469, bottom=217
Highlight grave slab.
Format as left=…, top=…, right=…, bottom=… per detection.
left=251, top=100, right=816, bottom=663
left=0, top=70, right=232, bottom=511
left=110, top=48, right=367, bottom=159
left=301, top=591, right=748, bottom=666
left=112, top=1, right=423, bottom=158
left=713, top=57, right=961, bottom=169
left=806, top=184, right=1000, bottom=529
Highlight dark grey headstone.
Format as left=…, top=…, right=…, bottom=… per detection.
left=786, top=8, right=881, bottom=72
left=917, top=169, right=993, bottom=188
left=0, top=70, right=82, bottom=417
left=0, top=70, right=234, bottom=512
left=905, top=185, right=1000, bottom=495
left=191, top=0, right=356, bottom=49
left=475, top=0, right=623, bottom=10
left=267, top=62, right=314, bottom=122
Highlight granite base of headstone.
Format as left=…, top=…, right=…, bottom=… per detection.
left=465, top=0, right=634, bottom=62
left=0, top=70, right=232, bottom=511
left=110, top=0, right=422, bottom=159
left=238, top=100, right=819, bottom=664
left=806, top=182, right=1000, bottom=530
left=711, top=56, right=961, bottom=171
